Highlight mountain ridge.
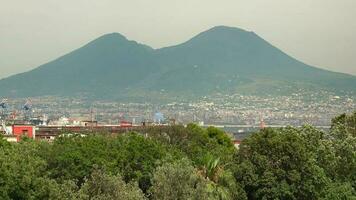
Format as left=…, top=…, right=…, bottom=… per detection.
left=0, top=26, right=355, bottom=100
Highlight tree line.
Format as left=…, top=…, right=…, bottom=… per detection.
left=0, top=112, right=355, bottom=200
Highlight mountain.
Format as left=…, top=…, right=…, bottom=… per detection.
left=0, top=26, right=355, bottom=101
left=153, top=26, right=356, bottom=95
left=0, top=33, right=158, bottom=98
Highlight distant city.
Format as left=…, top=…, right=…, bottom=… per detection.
left=1, top=89, right=354, bottom=128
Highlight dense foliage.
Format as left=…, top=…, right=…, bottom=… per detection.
left=0, top=112, right=355, bottom=199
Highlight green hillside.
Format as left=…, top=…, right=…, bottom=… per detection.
left=0, top=26, right=355, bottom=100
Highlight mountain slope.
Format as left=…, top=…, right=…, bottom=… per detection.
left=0, top=33, right=159, bottom=98
left=0, top=26, right=355, bottom=100
left=153, top=26, right=356, bottom=94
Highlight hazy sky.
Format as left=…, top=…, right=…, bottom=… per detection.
left=1, top=0, right=355, bottom=79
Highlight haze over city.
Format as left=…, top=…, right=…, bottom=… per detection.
left=1, top=0, right=356, bottom=79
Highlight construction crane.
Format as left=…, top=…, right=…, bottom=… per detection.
left=22, top=99, right=33, bottom=121
left=0, top=99, right=8, bottom=109
left=23, top=99, right=32, bottom=111
left=0, top=99, right=8, bottom=120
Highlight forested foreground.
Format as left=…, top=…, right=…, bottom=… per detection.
left=0, top=112, right=355, bottom=200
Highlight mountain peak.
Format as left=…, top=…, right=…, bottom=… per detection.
left=202, top=25, right=255, bottom=37
left=164, top=26, right=256, bottom=51
left=185, top=25, right=256, bottom=45
left=208, top=25, right=250, bottom=33
left=75, top=32, right=151, bottom=54
left=89, top=32, right=128, bottom=46
left=99, top=32, right=127, bottom=40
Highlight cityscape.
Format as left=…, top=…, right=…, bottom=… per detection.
left=1, top=90, right=354, bottom=127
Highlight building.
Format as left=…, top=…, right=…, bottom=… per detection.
left=12, top=125, right=35, bottom=142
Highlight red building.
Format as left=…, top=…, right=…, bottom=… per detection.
left=12, top=125, right=35, bottom=142
left=120, top=120, right=133, bottom=127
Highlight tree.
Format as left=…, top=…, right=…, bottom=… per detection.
left=234, top=128, right=330, bottom=199
left=199, top=156, right=222, bottom=183
left=47, top=180, right=80, bottom=200
left=44, top=133, right=180, bottom=193
left=0, top=134, right=10, bottom=149
left=0, top=140, right=56, bottom=199
left=321, top=182, right=356, bottom=200
left=78, top=168, right=145, bottom=200
left=111, top=133, right=182, bottom=192
left=150, top=158, right=203, bottom=200
left=150, top=158, right=246, bottom=200
left=147, top=124, right=236, bottom=167
left=198, top=156, right=247, bottom=200
left=331, top=112, right=356, bottom=137
left=326, top=112, right=356, bottom=188
left=45, top=134, right=115, bottom=184
left=2, top=117, right=354, bottom=199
